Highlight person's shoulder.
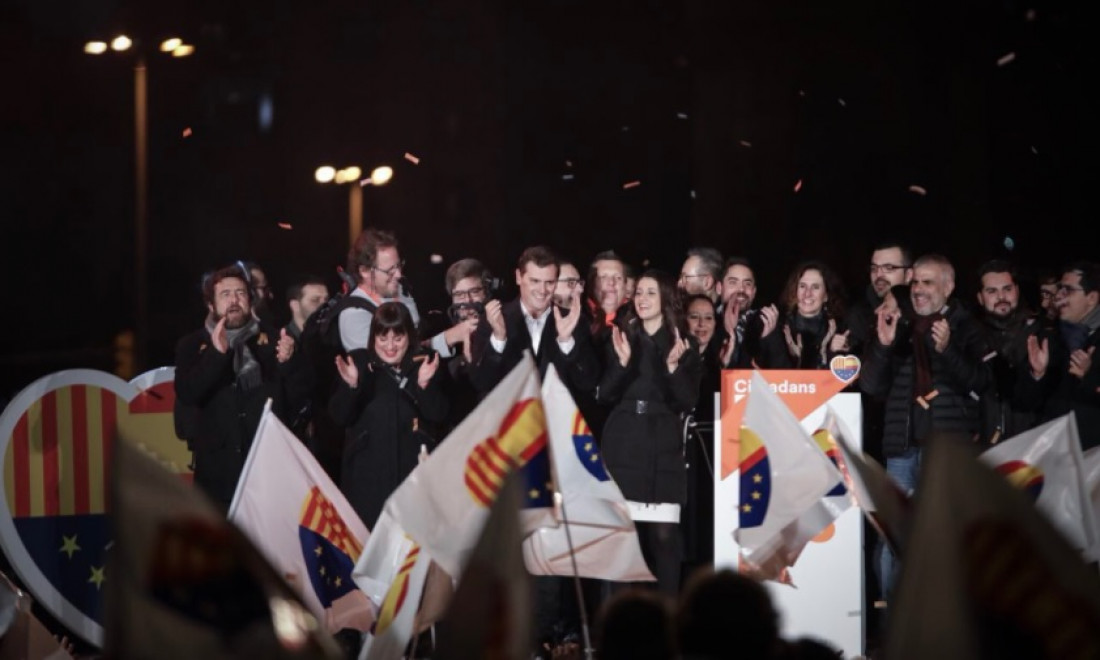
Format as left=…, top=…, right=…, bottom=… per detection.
left=176, top=327, right=210, bottom=351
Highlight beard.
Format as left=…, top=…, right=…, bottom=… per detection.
left=217, top=305, right=251, bottom=329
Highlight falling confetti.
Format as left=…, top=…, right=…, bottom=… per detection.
left=277, top=222, right=293, bottom=230
left=1025, top=9, right=1036, bottom=21
left=622, top=180, right=641, bottom=189
left=676, top=112, right=688, bottom=119
left=430, top=254, right=443, bottom=264
left=1004, top=236, right=1015, bottom=251
left=182, top=127, right=192, bottom=138
left=793, top=179, right=803, bottom=193
left=997, top=52, right=1016, bottom=67
left=565, top=160, right=573, bottom=167
left=838, top=98, right=847, bottom=107
left=404, top=152, right=420, bottom=165
left=562, top=174, right=575, bottom=181
left=621, top=126, right=630, bottom=132
left=690, top=190, right=697, bottom=199
left=1030, top=145, right=1039, bottom=155
left=798, top=90, right=806, bottom=97
left=739, top=140, right=753, bottom=148
left=908, top=185, right=927, bottom=196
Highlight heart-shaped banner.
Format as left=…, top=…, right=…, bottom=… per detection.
left=829, top=354, right=861, bottom=384
left=0, top=367, right=189, bottom=648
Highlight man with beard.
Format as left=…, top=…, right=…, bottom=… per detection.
left=284, top=275, right=330, bottom=340
left=717, top=257, right=783, bottom=369
left=974, top=260, right=1048, bottom=441
left=678, top=247, right=723, bottom=304
left=174, top=264, right=309, bottom=514
left=339, top=228, right=420, bottom=353
left=860, top=253, right=991, bottom=604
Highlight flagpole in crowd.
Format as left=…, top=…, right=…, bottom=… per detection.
left=555, top=491, right=595, bottom=660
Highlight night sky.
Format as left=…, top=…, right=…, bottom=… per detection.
left=1, top=0, right=1095, bottom=397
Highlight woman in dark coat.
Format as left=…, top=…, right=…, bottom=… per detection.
left=598, top=270, right=702, bottom=596
left=329, top=302, right=448, bottom=529
left=777, top=260, right=851, bottom=370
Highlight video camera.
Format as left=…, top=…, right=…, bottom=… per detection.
left=445, top=274, right=502, bottom=324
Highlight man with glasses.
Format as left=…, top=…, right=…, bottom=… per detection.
left=1024, top=260, right=1100, bottom=448
left=554, top=261, right=584, bottom=308
left=847, top=242, right=914, bottom=359
left=678, top=246, right=723, bottom=304
left=339, top=228, right=420, bottom=352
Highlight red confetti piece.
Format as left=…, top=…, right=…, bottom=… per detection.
left=622, top=180, right=641, bottom=189
left=908, top=185, right=927, bottom=196
left=277, top=222, right=293, bottom=230
left=404, top=152, right=420, bottom=165
left=997, top=52, right=1016, bottom=67
left=182, top=127, right=192, bottom=137
left=793, top=179, right=802, bottom=192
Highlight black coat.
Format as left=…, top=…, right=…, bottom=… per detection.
left=598, top=323, right=701, bottom=505
left=174, top=324, right=311, bottom=513
left=860, top=303, right=992, bottom=458
left=1022, top=321, right=1100, bottom=449
left=975, top=308, right=1049, bottom=441
left=328, top=352, right=448, bottom=529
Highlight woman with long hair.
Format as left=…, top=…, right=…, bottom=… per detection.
left=777, top=260, right=851, bottom=369
left=329, top=302, right=448, bottom=528
left=598, top=270, right=701, bottom=595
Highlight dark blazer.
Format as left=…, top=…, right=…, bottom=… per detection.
left=174, top=323, right=310, bottom=513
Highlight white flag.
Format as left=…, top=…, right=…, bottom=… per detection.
left=385, top=354, right=554, bottom=578
left=734, top=371, right=844, bottom=581
left=887, top=441, right=1100, bottom=659
left=1082, top=445, right=1100, bottom=560
left=228, top=403, right=373, bottom=634
left=354, top=511, right=432, bottom=660
left=979, top=413, right=1100, bottom=559
left=523, top=366, right=654, bottom=581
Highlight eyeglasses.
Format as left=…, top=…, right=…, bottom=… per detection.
left=1039, top=289, right=1057, bottom=299
left=679, top=272, right=706, bottom=280
left=870, top=263, right=910, bottom=275
left=451, top=286, right=485, bottom=302
left=1056, top=284, right=1085, bottom=294
left=557, top=278, right=581, bottom=288
left=372, top=260, right=405, bottom=278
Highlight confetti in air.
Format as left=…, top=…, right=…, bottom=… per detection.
left=908, top=185, right=927, bottom=196
left=690, top=190, right=697, bottom=199
left=838, top=98, right=846, bottom=107
left=1004, top=236, right=1015, bottom=251
left=404, top=152, right=420, bottom=165
left=562, top=174, right=575, bottom=181
left=997, top=52, right=1016, bottom=67
left=739, top=140, right=753, bottom=148
left=793, top=179, right=803, bottom=193
left=623, top=180, right=641, bottom=190
left=1025, top=9, right=1036, bottom=21
left=277, top=222, right=293, bottom=230
left=676, top=112, right=688, bottom=119
left=182, top=127, right=192, bottom=138
left=565, top=160, right=573, bottom=167
left=430, top=254, right=443, bottom=264
left=1030, top=146, right=1039, bottom=155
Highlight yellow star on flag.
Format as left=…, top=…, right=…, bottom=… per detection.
left=88, top=566, right=106, bottom=589
left=529, top=489, right=540, bottom=499
left=741, top=504, right=751, bottom=513
left=60, top=535, right=81, bottom=559
left=752, top=491, right=761, bottom=500
left=753, top=474, right=762, bottom=483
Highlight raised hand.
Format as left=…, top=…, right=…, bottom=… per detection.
left=443, top=316, right=478, bottom=349
left=719, top=335, right=736, bottom=367
left=553, top=288, right=583, bottom=341
left=334, top=354, right=359, bottom=387
left=1069, top=346, right=1095, bottom=379
left=418, top=351, right=440, bottom=388
left=1027, top=334, right=1049, bottom=379
left=830, top=327, right=851, bottom=353
left=931, top=318, right=951, bottom=354
left=723, top=298, right=741, bottom=338
left=666, top=328, right=690, bottom=373
left=783, top=324, right=802, bottom=359
left=759, top=304, right=780, bottom=338
left=211, top=316, right=228, bottom=353
left=276, top=327, right=295, bottom=363
left=485, top=299, right=506, bottom=341
left=875, top=307, right=898, bottom=346
left=611, top=326, right=632, bottom=367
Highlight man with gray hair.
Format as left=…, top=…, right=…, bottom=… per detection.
left=679, top=247, right=723, bottom=304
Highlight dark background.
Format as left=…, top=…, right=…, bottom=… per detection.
left=1, top=0, right=1094, bottom=397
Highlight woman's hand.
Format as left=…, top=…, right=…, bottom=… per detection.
left=611, top=326, right=632, bottom=367
left=667, top=328, right=690, bottom=373
left=335, top=354, right=358, bottom=387
left=418, top=351, right=440, bottom=389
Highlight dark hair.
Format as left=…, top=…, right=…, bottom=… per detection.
left=685, top=293, right=716, bottom=313
left=780, top=260, right=847, bottom=320
left=1061, top=260, right=1100, bottom=294
left=686, top=247, right=723, bottom=280
left=203, top=265, right=252, bottom=306
left=977, top=259, right=1018, bottom=284
left=871, top=241, right=913, bottom=267
left=368, top=302, right=417, bottom=356
left=516, top=245, right=558, bottom=273
left=347, top=228, right=398, bottom=282
left=620, top=269, right=688, bottom=343
left=285, top=275, right=328, bottom=303
left=445, top=258, right=488, bottom=295
left=595, top=588, right=675, bottom=660
left=722, top=256, right=756, bottom=279
left=676, top=568, right=780, bottom=659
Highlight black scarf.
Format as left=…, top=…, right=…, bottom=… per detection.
left=207, top=317, right=262, bottom=392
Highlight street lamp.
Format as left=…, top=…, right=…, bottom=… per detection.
left=315, top=165, right=393, bottom=248
left=85, top=34, right=194, bottom=371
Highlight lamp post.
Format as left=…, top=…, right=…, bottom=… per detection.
left=315, top=165, right=393, bottom=248
left=85, top=34, right=194, bottom=371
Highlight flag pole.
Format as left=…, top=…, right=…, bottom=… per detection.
left=555, top=491, right=595, bottom=660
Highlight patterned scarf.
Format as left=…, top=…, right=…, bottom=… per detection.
left=206, top=317, right=262, bottom=392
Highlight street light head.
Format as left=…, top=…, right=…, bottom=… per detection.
left=315, top=166, right=336, bottom=184
left=343, top=166, right=363, bottom=182
left=160, top=38, right=182, bottom=52
left=84, top=41, right=108, bottom=55
left=172, top=44, right=195, bottom=58
left=111, top=35, right=133, bottom=52
left=369, top=165, right=394, bottom=186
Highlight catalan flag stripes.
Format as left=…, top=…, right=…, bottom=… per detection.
left=299, top=486, right=363, bottom=560
left=374, top=544, right=420, bottom=635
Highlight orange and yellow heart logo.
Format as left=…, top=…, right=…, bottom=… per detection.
left=0, top=368, right=189, bottom=647
left=829, top=355, right=861, bottom=384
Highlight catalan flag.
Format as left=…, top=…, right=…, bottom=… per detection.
left=229, top=404, right=372, bottom=634
left=385, top=353, right=556, bottom=578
